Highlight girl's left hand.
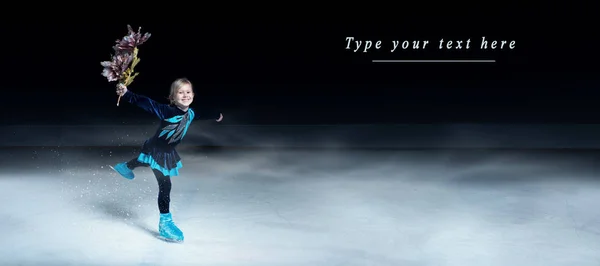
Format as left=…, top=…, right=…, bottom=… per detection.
left=216, top=113, right=223, bottom=122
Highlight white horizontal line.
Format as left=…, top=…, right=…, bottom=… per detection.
left=372, top=60, right=496, bottom=63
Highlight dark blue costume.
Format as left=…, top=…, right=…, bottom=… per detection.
left=111, top=89, right=221, bottom=242
left=121, top=89, right=220, bottom=177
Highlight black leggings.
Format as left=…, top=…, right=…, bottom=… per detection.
left=127, top=158, right=172, bottom=214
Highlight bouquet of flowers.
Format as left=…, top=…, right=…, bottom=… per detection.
left=101, top=25, right=151, bottom=106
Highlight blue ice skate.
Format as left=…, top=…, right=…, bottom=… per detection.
left=159, top=213, right=184, bottom=242
left=110, top=162, right=135, bottom=180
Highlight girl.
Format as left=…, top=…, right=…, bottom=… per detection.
left=111, top=78, right=223, bottom=242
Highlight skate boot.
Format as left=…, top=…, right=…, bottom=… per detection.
left=110, top=162, right=135, bottom=180
left=159, top=213, right=184, bottom=242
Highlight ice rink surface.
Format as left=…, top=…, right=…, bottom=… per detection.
left=2, top=147, right=600, bottom=265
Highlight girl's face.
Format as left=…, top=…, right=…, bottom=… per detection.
left=174, top=84, right=194, bottom=108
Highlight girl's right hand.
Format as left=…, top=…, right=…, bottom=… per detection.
left=116, top=83, right=127, bottom=96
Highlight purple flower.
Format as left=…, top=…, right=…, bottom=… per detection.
left=101, top=53, right=133, bottom=82
left=113, top=25, right=151, bottom=52
left=101, top=25, right=151, bottom=85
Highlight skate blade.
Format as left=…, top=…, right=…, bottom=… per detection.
left=157, top=235, right=184, bottom=243
left=107, top=165, right=121, bottom=176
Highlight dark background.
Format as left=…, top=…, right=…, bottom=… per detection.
left=1, top=22, right=598, bottom=126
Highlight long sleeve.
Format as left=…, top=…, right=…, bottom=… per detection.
left=193, top=109, right=221, bottom=121
left=121, top=90, right=170, bottom=120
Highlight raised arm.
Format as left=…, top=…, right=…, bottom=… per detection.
left=117, top=84, right=170, bottom=120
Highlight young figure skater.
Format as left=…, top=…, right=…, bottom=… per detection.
left=111, top=78, right=223, bottom=242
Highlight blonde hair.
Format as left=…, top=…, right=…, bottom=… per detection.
left=168, top=78, right=193, bottom=104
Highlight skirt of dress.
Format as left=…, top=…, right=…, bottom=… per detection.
left=136, top=138, right=183, bottom=177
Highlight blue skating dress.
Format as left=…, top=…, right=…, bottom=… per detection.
left=121, top=90, right=220, bottom=177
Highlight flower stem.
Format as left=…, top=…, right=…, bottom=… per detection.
left=117, top=47, right=141, bottom=106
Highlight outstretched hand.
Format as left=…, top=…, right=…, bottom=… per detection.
left=116, top=83, right=127, bottom=96
left=216, top=113, right=223, bottom=122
